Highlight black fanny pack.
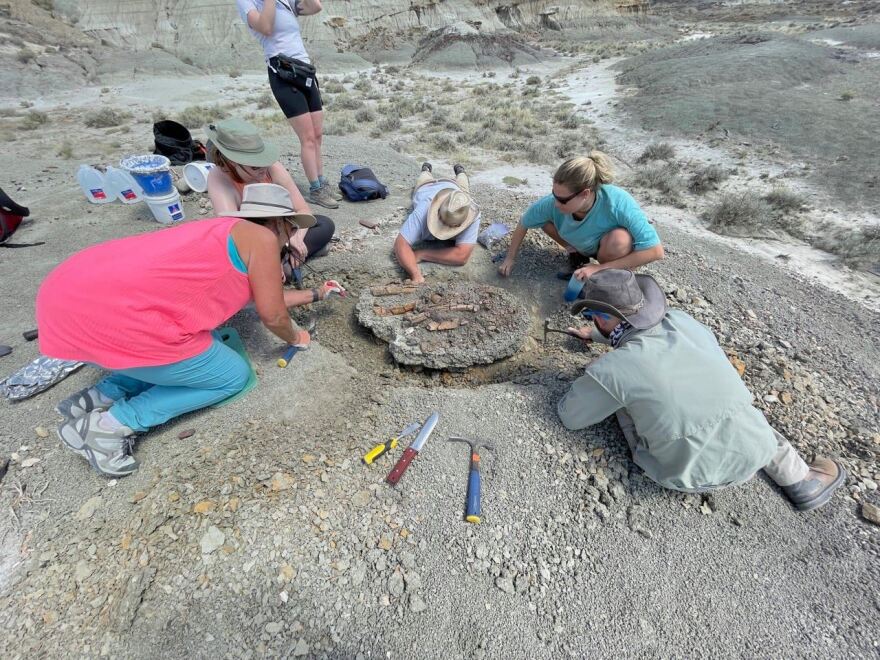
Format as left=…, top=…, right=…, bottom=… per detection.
left=271, top=54, right=316, bottom=87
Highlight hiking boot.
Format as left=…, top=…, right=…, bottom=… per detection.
left=782, top=457, right=847, bottom=511
left=309, top=185, right=339, bottom=209
left=312, top=244, right=330, bottom=258
left=57, top=411, right=138, bottom=478
left=321, top=180, right=343, bottom=201
left=56, top=387, right=111, bottom=422
left=556, top=252, right=590, bottom=280
left=453, top=164, right=465, bottom=176
left=421, top=162, right=432, bottom=173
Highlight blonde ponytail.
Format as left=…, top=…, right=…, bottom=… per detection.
left=553, top=150, right=615, bottom=192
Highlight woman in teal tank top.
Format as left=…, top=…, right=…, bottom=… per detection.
left=498, top=151, right=665, bottom=286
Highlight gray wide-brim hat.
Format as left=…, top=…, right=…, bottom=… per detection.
left=225, top=183, right=316, bottom=229
left=204, top=118, right=279, bottom=167
left=570, top=269, right=667, bottom=330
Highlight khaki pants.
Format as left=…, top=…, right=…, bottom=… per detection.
left=615, top=410, right=810, bottom=492
left=414, top=169, right=469, bottom=194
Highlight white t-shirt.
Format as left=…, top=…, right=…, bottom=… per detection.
left=236, top=0, right=310, bottom=63
left=399, top=181, right=480, bottom=246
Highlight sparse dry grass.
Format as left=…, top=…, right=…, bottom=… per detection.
left=702, top=193, right=777, bottom=237
left=21, top=110, right=48, bottom=130
left=688, top=164, right=728, bottom=193
left=763, top=187, right=806, bottom=213
left=325, top=112, right=356, bottom=136
left=175, top=104, right=230, bottom=129
left=637, top=142, right=676, bottom=163
left=322, top=79, right=345, bottom=94
left=333, top=95, right=364, bottom=111
left=814, top=224, right=880, bottom=270
left=84, top=108, right=131, bottom=128
left=632, top=163, right=685, bottom=203
left=354, top=108, right=375, bottom=123
left=57, top=141, right=73, bottom=159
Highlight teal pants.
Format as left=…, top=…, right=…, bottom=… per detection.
left=95, top=336, right=249, bottom=432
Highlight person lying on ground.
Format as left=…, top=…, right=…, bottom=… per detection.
left=557, top=269, right=846, bottom=511
left=498, top=152, right=664, bottom=283
left=36, top=184, right=342, bottom=478
left=206, top=118, right=334, bottom=284
left=236, top=0, right=340, bottom=209
left=393, top=162, right=480, bottom=284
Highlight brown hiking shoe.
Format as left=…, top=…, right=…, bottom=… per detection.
left=322, top=180, right=343, bottom=201
left=782, top=457, right=847, bottom=511
left=309, top=184, right=339, bottom=209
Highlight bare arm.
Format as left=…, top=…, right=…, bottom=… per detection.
left=236, top=223, right=307, bottom=346
left=574, top=244, right=665, bottom=281
left=296, top=0, right=323, bottom=16
left=498, top=224, right=528, bottom=276
left=206, top=169, right=241, bottom=216
left=269, top=162, right=312, bottom=214
left=416, top=244, right=474, bottom=267
left=282, top=281, right=337, bottom=307
left=393, top=234, right=424, bottom=283
left=246, top=4, right=277, bottom=37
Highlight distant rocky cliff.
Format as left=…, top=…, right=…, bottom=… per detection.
left=2, top=0, right=631, bottom=95
left=46, top=0, right=625, bottom=66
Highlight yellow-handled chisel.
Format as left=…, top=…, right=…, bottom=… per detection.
left=362, top=422, right=420, bottom=465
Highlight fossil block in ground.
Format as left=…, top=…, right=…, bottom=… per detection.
left=357, top=281, right=529, bottom=369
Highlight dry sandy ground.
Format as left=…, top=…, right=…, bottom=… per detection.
left=1, top=4, right=879, bottom=659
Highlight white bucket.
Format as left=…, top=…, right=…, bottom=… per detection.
left=182, top=162, right=215, bottom=193
left=145, top=190, right=185, bottom=224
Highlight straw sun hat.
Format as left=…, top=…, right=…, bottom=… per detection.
left=426, top=188, right=479, bottom=240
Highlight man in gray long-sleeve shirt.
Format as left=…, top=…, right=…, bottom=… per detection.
left=558, top=269, right=846, bottom=511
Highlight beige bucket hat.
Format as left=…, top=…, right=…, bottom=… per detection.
left=426, top=188, right=479, bottom=241
left=225, top=183, right=316, bottom=229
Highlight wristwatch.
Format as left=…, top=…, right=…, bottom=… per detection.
left=311, top=287, right=320, bottom=303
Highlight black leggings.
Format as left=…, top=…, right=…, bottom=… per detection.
left=305, top=214, right=334, bottom=258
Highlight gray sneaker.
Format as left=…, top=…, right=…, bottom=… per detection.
left=309, top=185, right=339, bottom=209
left=322, top=180, right=343, bottom=201
left=57, top=411, right=139, bottom=477
left=56, top=387, right=110, bottom=422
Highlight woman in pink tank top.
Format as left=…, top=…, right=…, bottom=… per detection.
left=37, top=184, right=344, bottom=479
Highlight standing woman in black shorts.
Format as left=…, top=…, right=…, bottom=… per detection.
left=236, top=0, right=340, bottom=209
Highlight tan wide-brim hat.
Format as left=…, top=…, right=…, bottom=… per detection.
left=426, top=188, right=479, bottom=241
left=570, top=269, right=667, bottom=330
left=225, top=183, right=316, bottom=229
left=204, top=118, right=279, bottom=167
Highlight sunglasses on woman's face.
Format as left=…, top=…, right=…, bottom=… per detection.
left=235, top=163, right=269, bottom=178
left=581, top=309, right=613, bottom=321
left=552, top=188, right=585, bottom=204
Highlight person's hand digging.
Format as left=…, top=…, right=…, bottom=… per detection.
left=293, top=328, right=311, bottom=348
left=566, top=326, right=593, bottom=343
left=321, top=280, right=347, bottom=299
left=574, top=263, right=602, bottom=281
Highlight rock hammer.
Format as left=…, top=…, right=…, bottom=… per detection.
left=448, top=437, right=494, bottom=524
left=542, top=318, right=584, bottom=345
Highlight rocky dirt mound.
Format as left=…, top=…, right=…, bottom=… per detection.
left=357, top=281, right=529, bottom=370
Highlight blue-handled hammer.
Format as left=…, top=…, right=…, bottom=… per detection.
left=448, top=437, right=494, bottom=524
